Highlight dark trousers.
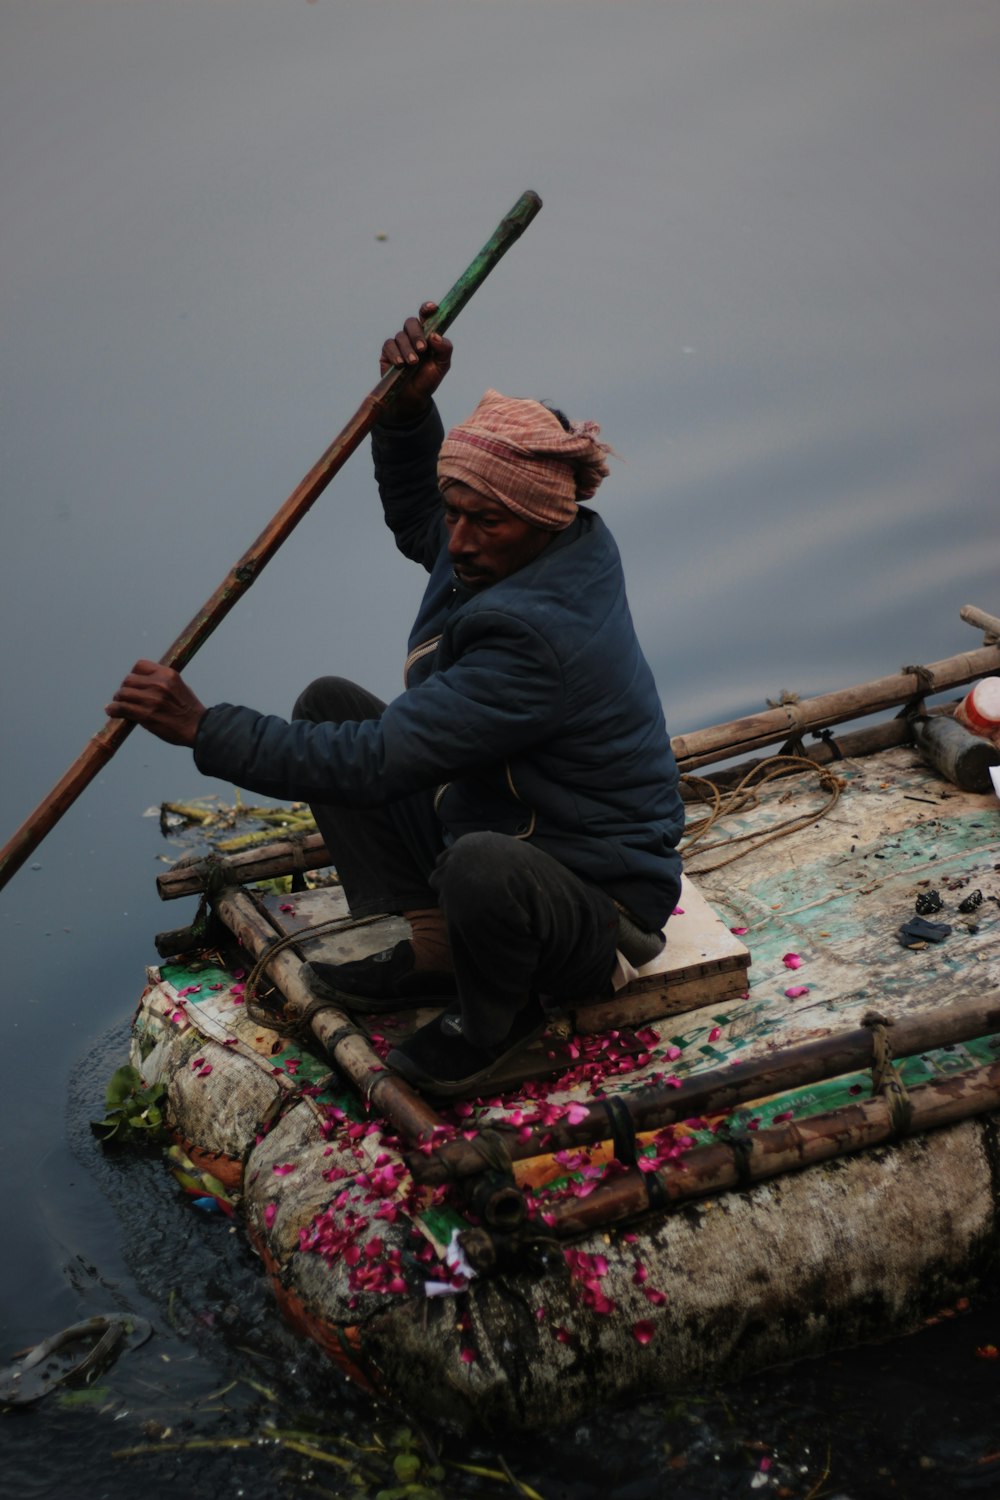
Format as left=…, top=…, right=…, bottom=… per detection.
left=292, top=676, right=620, bottom=1047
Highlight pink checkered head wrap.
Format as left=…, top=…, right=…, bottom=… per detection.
left=437, top=389, right=612, bottom=531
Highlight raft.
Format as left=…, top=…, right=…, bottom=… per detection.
left=128, top=614, right=1000, bottom=1432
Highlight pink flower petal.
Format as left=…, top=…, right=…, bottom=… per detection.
left=672, top=906, right=685, bottom=916
left=264, top=1203, right=277, bottom=1227
left=782, top=952, right=802, bottom=970
left=632, top=1320, right=656, bottom=1345
left=708, top=1026, right=722, bottom=1043
left=730, top=926, right=748, bottom=935
left=279, top=903, right=295, bottom=913
left=272, top=1162, right=296, bottom=1176
left=784, top=985, right=810, bottom=999
left=459, top=1346, right=477, bottom=1364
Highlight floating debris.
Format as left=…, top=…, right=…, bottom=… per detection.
left=0, top=1315, right=152, bottom=1406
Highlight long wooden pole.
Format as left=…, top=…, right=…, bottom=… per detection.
left=407, top=990, right=1000, bottom=1184
left=671, top=643, right=1000, bottom=772
left=537, top=1056, right=1000, bottom=1241
left=0, top=192, right=543, bottom=893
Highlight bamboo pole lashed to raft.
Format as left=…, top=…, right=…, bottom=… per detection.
left=210, top=885, right=445, bottom=1144
left=670, top=643, right=1000, bottom=772
left=0, top=191, right=543, bottom=894
left=405, top=990, right=1000, bottom=1184
left=529, top=1055, right=1000, bottom=1245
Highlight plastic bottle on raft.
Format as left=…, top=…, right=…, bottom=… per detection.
left=912, top=714, right=1000, bottom=793
left=955, top=677, right=1000, bottom=746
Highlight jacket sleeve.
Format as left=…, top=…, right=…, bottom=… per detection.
left=371, top=404, right=446, bottom=572
left=193, top=610, right=567, bottom=806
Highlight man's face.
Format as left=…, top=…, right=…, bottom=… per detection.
left=444, top=483, right=553, bottom=590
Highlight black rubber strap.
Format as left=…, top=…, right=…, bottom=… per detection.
left=601, top=1096, right=639, bottom=1168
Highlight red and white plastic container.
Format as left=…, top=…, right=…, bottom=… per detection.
left=955, top=677, right=1000, bottom=746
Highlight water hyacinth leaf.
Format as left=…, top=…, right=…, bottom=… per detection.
left=91, top=1066, right=167, bottom=1147
left=105, top=1065, right=144, bottom=1109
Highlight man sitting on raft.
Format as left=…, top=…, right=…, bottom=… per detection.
left=108, top=306, right=684, bottom=1096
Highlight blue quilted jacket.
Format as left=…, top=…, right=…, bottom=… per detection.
left=195, top=405, right=683, bottom=929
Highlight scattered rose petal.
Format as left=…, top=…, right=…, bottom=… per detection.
left=784, top=985, right=810, bottom=999
left=773, top=1110, right=793, bottom=1123
left=708, top=1026, right=722, bottom=1043
left=782, top=952, right=802, bottom=970
left=632, top=1320, right=655, bottom=1345
left=459, top=1346, right=477, bottom=1364
left=730, top=926, right=748, bottom=935
left=673, top=906, right=685, bottom=916
left=264, top=1203, right=277, bottom=1227
left=272, top=1162, right=296, bottom=1176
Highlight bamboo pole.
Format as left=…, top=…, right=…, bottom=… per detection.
left=407, top=990, right=1000, bottom=1184
left=671, top=644, right=1000, bottom=772
left=537, top=1056, right=1000, bottom=1242
left=960, top=604, right=1000, bottom=644
left=679, top=706, right=956, bottom=800
left=0, top=192, right=543, bottom=894
left=157, top=832, right=333, bottom=900
left=212, top=886, right=442, bottom=1142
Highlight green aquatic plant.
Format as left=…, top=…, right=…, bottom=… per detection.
left=91, top=1065, right=168, bottom=1147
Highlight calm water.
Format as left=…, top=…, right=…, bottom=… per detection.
left=2, top=2, right=999, bottom=1495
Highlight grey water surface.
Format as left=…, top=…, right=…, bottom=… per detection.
left=2, top=2, right=999, bottom=1496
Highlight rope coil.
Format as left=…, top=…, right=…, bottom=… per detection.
left=681, top=754, right=843, bottom=875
